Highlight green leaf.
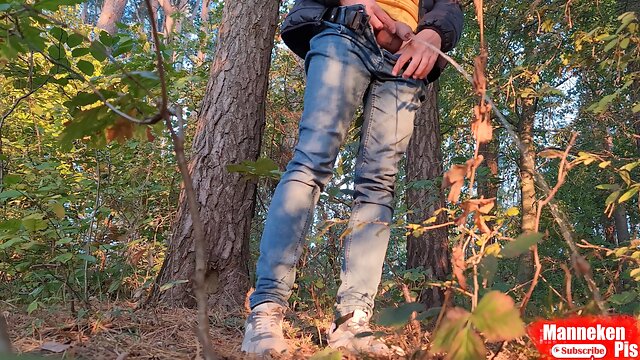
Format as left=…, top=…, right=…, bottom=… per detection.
left=605, top=190, right=621, bottom=206
left=90, top=41, right=108, bottom=61
left=49, top=27, right=68, bottom=43
left=22, top=214, right=47, bottom=232
left=72, top=47, right=91, bottom=57
left=620, top=161, right=640, bottom=172
left=618, top=187, right=639, bottom=203
left=501, top=233, right=543, bottom=258
left=77, top=60, right=95, bottom=76
left=99, top=31, right=115, bottom=46
left=53, top=252, right=73, bottom=264
left=67, top=33, right=84, bottom=48
left=448, top=326, right=487, bottom=360
left=47, top=44, right=62, bottom=59
left=596, top=184, right=620, bottom=190
left=470, top=291, right=525, bottom=341
left=77, top=254, right=97, bottom=263
left=609, top=291, right=636, bottom=305
left=34, top=0, right=85, bottom=11
left=27, top=300, right=38, bottom=314
left=0, top=237, right=26, bottom=250
left=431, top=308, right=471, bottom=354
left=478, top=255, right=497, bottom=285
left=0, top=189, right=23, bottom=201
left=49, top=202, right=65, bottom=220
left=2, top=174, right=21, bottom=186
left=378, top=302, right=425, bottom=328
left=55, top=237, right=73, bottom=246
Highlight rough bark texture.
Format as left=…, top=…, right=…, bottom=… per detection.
left=96, top=0, right=128, bottom=34
left=152, top=0, right=280, bottom=309
left=517, top=100, right=537, bottom=282
left=406, top=83, right=450, bottom=307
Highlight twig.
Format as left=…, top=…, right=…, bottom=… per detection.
left=411, top=36, right=607, bottom=313
left=143, top=1, right=217, bottom=359
left=520, top=133, right=578, bottom=313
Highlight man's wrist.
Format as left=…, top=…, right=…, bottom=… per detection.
left=416, top=28, right=442, bottom=50
left=418, top=27, right=443, bottom=50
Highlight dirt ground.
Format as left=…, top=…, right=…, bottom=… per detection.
left=1, top=302, right=533, bottom=359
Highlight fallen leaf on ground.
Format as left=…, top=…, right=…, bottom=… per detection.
left=41, top=341, right=71, bottom=353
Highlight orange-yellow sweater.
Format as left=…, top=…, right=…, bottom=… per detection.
left=377, top=0, right=420, bottom=31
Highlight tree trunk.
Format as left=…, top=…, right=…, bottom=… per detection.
left=406, top=83, right=450, bottom=307
left=151, top=0, right=280, bottom=310
left=604, top=130, right=631, bottom=244
left=96, top=0, right=128, bottom=34
left=618, top=0, right=640, bottom=154
left=197, top=0, right=212, bottom=63
left=517, top=100, right=537, bottom=282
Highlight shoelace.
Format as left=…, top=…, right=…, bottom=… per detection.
left=253, top=310, right=283, bottom=332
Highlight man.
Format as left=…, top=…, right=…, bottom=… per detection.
left=242, top=0, right=463, bottom=356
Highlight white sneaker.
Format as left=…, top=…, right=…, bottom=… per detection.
left=327, top=309, right=391, bottom=356
left=241, top=302, right=290, bottom=355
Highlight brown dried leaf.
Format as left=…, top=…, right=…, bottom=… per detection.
left=452, top=244, right=467, bottom=290
left=471, top=104, right=493, bottom=144
left=443, top=164, right=467, bottom=203
left=474, top=212, right=491, bottom=234
left=456, top=198, right=495, bottom=232
left=105, top=118, right=134, bottom=143
left=538, top=148, right=565, bottom=159
left=473, top=53, right=488, bottom=96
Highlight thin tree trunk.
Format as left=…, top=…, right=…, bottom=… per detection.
left=152, top=0, right=280, bottom=309
left=618, top=0, right=640, bottom=154
left=96, top=0, right=128, bottom=34
left=197, top=0, right=211, bottom=63
left=517, top=100, right=537, bottom=282
left=604, top=130, right=631, bottom=244
left=406, top=83, right=450, bottom=307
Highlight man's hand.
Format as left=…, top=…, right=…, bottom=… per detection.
left=375, top=21, right=412, bottom=53
left=340, top=0, right=396, bottom=33
left=392, top=29, right=442, bottom=80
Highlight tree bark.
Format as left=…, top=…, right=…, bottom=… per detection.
left=406, top=83, right=450, bottom=307
left=517, top=100, right=537, bottom=282
left=152, top=0, right=280, bottom=309
left=96, top=0, right=128, bottom=34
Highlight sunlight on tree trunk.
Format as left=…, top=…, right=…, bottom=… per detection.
left=517, top=100, right=537, bottom=282
left=96, top=0, right=128, bottom=34
left=406, top=83, right=450, bottom=307
left=152, top=0, right=280, bottom=309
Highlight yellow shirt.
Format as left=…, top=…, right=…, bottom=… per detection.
left=377, top=0, right=420, bottom=31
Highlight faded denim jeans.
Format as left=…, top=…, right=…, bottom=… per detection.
left=250, top=9, right=427, bottom=317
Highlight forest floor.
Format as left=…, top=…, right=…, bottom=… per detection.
left=3, top=301, right=533, bottom=359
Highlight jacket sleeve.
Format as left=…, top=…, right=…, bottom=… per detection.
left=417, top=0, right=464, bottom=52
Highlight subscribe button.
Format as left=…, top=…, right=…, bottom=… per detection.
left=550, top=344, right=607, bottom=358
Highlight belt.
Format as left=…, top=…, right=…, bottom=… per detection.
left=322, top=6, right=370, bottom=34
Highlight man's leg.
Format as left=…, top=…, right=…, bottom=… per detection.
left=336, top=58, right=426, bottom=317
left=242, top=22, right=372, bottom=355
left=327, top=61, right=425, bottom=355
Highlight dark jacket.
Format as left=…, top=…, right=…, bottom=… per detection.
left=281, top=0, right=464, bottom=82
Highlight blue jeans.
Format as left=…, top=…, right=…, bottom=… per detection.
left=250, top=10, right=427, bottom=317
